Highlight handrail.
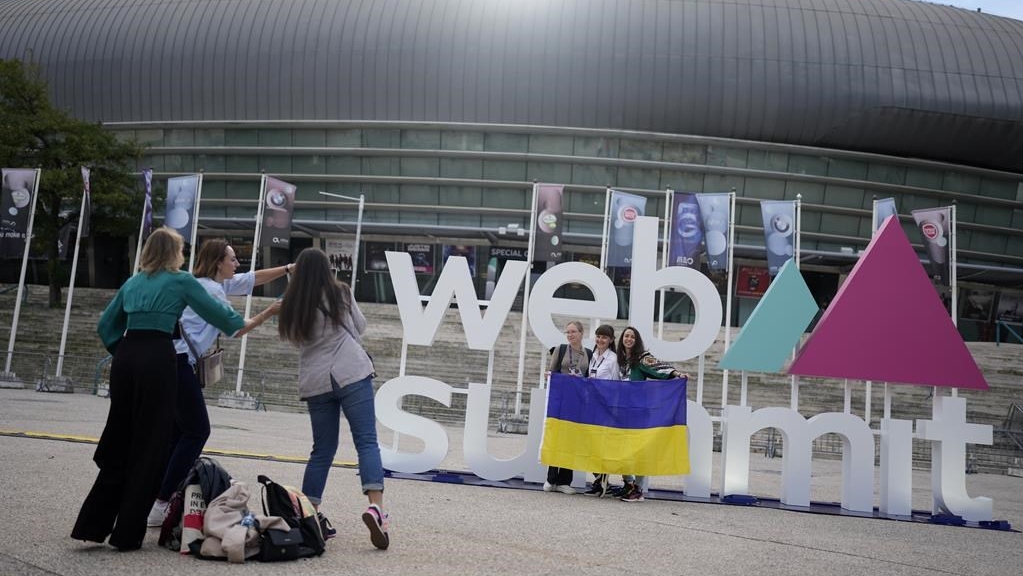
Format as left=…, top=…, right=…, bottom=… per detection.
left=995, top=321, right=1023, bottom=346
left=93, top=355, right=113, bottom=395
left=1000, top=403, right=1023, bottom=454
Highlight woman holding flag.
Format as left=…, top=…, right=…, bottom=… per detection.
left=615, top=326, right=687, bottom=502
left=543, top=320, right=592, bottom=495
left=583, top=324, right=619, bottom=497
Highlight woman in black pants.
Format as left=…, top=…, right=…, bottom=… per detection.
left=71, top=228, right=256, bottom=551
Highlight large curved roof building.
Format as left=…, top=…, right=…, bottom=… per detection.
left=1, top=0, right=1021, bottom=330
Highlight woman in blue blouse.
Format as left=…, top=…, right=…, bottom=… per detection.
left=71, top=228, right=255, bottom=551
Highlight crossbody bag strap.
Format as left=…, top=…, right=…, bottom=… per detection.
left=178, top=320, right=202, bottom=360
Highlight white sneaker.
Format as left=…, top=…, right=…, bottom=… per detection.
left=146, top=500, right=169, bottom=528
left=555, top=485, right=576, bottom=495
left=542, top=482, right=554, bottom=492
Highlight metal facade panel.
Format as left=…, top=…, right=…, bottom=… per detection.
left=0, top=0, right=1020, bottom=172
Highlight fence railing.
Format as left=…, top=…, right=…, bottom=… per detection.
left=995, top=321, right=1023, bottom=346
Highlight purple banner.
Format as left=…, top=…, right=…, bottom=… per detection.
left=761, top=200, right=796, bottom=276
left=534, top=184, right=564, bottom=263
left=668, top=193, right=704, bottom=268
left=606, top=190, right=647, bottom=267
left=911, top=206, right=952, bottom=285
left=261, top=176, right=297, bottom=248
left=695, top=193, right=731, bottom=272
left=165, top=174, right=200, bottom=243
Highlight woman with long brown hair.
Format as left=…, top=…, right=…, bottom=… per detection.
left=278, top=248, right=389, bottom=550
left=146, top=238, right=287, bottom=528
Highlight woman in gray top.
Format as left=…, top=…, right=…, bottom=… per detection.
left=278, top=248, right=389, bottom=550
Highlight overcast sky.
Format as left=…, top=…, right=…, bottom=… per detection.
left=926, top=1, right=1023, bottom=21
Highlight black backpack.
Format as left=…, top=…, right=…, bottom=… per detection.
left=256, top=475, right=326, bottom=561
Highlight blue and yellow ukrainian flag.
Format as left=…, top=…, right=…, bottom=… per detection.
left=540, top=374, right=689, bottom=475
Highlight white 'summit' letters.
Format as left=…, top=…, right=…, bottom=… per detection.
left=377, top=216, right=994, bottom=521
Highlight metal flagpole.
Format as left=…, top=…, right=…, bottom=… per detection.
left=513, top=182, right=539, bottom=416
left=55, top=172, right=90, bottom=378
left=3, top=169, right=42, bottom=377
left=132, top=168, right=153, bottom=273
left=870, top=196, right=886, bottom=419
left=721, top=190, right=736, bottom=408
left=950, top=202, right=958, bottom=398
left=317, top=191, right=365, bottom=293
left=658, top=189, right=673, bottom=340
left=598, top=186, right=612, bottom=273
left=187, top=171, right=204, bottom=273
left=234, top=173, right=268, bottom=393
left=790, top=194, right=802, bottom=411
left=353, top=194, right=365, bottom=293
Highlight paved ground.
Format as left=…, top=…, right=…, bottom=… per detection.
left=0, top=388, right=1020, bottom=576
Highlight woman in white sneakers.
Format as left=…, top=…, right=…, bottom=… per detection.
left=278, top=248, right=389, bottom=550
left=582, top=324, right=620, bottom=497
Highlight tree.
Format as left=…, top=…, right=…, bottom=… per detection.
left=0, top=59, right=143, bottom=307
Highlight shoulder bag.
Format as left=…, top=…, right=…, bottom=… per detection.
left=179, top=321, right=225, bottom=388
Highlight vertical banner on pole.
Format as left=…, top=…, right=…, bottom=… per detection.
left=911, top=206, right=952, bottom=286
left=261, top=176, right=297, bottom=248
left=760, top=200, right=797, bottom=276
left=133, top=168, right=154, bottom=272
left=2, top=168, right=40, bottom=379
left=695, top=193, right=731, bottom=272
left=79, top=167, right=91, bottom=238
left=164, top=174, right=200, bottom=243
left=668, top=192, right=704, bottom=268
left=874, top=198, right=897, bottom=234
left=533, top=183, right=564, bottom=263
left=0, top=169, right=38, bottom=258
left=606, top=190, right=647, bottom=268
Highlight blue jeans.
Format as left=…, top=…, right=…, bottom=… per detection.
left=302, top=376, right=384, bottom=505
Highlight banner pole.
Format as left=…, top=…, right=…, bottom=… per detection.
left=132, top=168, right=152, bottom=273
left=790, top=194, right=802, bottom=411
left=514, top=182, right=539, bottom=416
left=352, top=194, right=365, bottom=294
left=871, top=196, right=879, bottom=235
left=188, top=171, right=204, bottom=273
left=599, top=186, right=611, bottom=273
left=235, top=173, right=268, bottom=394
left=721, top=190, right=736, bottom=408
left=950, top=202, right=958, bottom=398
left=56, top=176, right=90, bottom=378
left=4, top=168, right=42, bottom=376
left=658, top=188, right=673, bottom=339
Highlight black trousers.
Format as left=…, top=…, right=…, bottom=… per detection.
left=546, top=466, right=573, bottom=485
left=71, top=330, right=178, bottom=550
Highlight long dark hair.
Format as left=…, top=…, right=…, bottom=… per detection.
left=617, top=326, right=646, bottom=369
left=278, top=248, right=351, bottom=345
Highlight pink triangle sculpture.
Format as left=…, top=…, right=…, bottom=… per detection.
left=789, top=217, right=987, bottom=390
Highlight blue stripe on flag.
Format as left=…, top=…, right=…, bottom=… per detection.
left=547, top=373, right=687, bottom=429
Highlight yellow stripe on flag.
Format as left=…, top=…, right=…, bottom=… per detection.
left=540, top=418, right=690, bottom=476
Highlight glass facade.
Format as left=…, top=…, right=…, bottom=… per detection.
left=114, top=122, right=1023, bottom=335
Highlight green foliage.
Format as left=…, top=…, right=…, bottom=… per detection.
left=0, top=58, right=144, bottom=306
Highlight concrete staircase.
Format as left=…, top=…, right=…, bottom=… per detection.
left=2, top=283, right=1021, bottom=472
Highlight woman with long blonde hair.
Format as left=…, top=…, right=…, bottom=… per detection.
left=72, top=228, right=252, bottom=551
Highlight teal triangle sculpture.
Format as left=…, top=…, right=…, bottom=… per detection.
left=719, top=259, right=819, bottom=372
